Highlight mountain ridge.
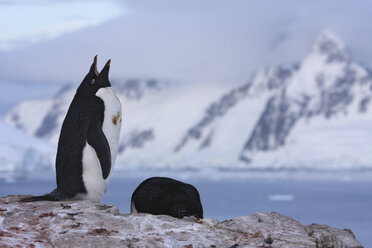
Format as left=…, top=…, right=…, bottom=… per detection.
left=4, top=31, right=372, bottom=172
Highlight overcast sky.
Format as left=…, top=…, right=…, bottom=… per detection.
left=0, top=0, right=372, bottom=113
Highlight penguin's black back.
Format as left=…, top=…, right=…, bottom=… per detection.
left=20, top=56, right=114, bottom=203
left=55, top=95, right=104, bottom=198
left=131, top=177, right=203, bottom=219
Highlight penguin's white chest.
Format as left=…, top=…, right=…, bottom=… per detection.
left=80, top=87, right=122, bottom=202
left=96, top=86, right=122, bottom=165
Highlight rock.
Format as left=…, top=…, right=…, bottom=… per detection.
left=0, top=195, right=364, bottom=248
left=305, top=224, right=363, bottom=248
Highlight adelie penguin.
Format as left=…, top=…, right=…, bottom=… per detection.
left=21, top=56, right=122, bottom=202
left=131, top=177, right=203, bottom=219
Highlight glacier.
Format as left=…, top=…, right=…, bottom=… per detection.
left=3, top=31, right=372, bottom=178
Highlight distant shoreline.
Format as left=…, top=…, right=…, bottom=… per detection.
left=3, top=167, right=371, bottom=183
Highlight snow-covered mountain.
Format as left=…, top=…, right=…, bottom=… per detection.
left=0, top=121, right=55, bottom=181
left=4, top=31, right=372, bottom=172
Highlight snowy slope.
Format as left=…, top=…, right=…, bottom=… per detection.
left=173, top=31, right=372, bottom=169
left=0, top=121, right=55, bottom=181
left=4, top=99, right=53, bottom=135
left=238, top=31, right=372, bottom=168
left=4, top=31, right=372, bottom=171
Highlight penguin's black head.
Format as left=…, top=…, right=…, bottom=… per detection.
left=77, top=55, right=111, bottom=97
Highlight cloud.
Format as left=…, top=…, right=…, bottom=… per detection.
left=0, top=0, right=371, bottom=86
left=0, top=0, right=127, bottom=50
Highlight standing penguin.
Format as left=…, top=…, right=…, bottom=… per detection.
left=22, top=56, right=122, bottom=202
left=131, top=177, right=203, bottom=219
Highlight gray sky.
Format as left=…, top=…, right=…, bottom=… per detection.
left=0, top=0, right=372, bottom=87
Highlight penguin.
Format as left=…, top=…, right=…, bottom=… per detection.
left=131, top=177, right=203, bottom=219
left=21, top=56, right=122, bottom=202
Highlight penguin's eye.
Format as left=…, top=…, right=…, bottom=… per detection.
left=91, top=79, right=96, bottom=84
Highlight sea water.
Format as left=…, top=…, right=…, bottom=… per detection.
left=1, top=177, right=371, bottom=246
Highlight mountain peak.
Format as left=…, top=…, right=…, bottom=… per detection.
left=313, top=30, right=348, bottom=62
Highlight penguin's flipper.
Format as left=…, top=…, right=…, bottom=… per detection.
left=87, top=121, right=112, bottom=179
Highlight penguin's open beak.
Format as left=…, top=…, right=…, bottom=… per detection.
left=99, top=59, right=111, bottom=84
left=93, top=55, right=99, bottom=76
left=104, top=59, right=111, bottom=68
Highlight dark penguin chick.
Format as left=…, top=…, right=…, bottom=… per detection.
left=131, top=177, right=203, bottom=219
left=21, top=56, right=122, bottom=202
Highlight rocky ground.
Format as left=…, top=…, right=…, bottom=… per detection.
left=0, top=195, right=363, bottom=248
